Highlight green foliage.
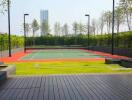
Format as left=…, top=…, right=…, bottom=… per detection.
left=0, top=33, right=24, bottom=51
left=26, top=31, right=132, bottom=49
left=32, top=19, right=39, bottom=36
left=0, top=0, right=8, bottom=14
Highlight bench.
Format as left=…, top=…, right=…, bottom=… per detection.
left=120, top=59, right=132, bottom=68
left=105, top=58, right=121, bottom=64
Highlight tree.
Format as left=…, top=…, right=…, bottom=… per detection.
left=99, top=13, right=105, bottom=34
left=78, top=22, right=86, bottom=35
left=115, top=7, right=124, bottom=33
left=104, top=11, right=112, bottom=34
left=31, top=19, right=39, bottom=45
left=0, top=0, right=11, bottom=14
left=72, top=22, right=79, bottom=36
left=32, top=19, right=39, bottom=37
left=60, top=26, right=64, bottom=36
left=63, top=24, right=69, bottom=36
left=41, top=21, right=50, bottom=36
left=0, top=0, right=7, bottom=14
left=91, top=19, right=96, bottom=36
left=119, top=0, right=132, bottom=30
left=54, top=22, right=61, bottom=36
left=25, top=23, right=31, bottom=37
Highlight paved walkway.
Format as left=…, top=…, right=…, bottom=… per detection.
left=0, top=74, right=132, bottom=100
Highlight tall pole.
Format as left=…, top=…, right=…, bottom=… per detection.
left=85, top=14, right=90, bottom=49
left=8, top=0, right=11, bottom=57
left=24, top=14, right=29, bottom=53
left=112, top=0, right=115, bottom=55
left=88, top=15, right=90, bottom=49
left=24, top=15, right=26, bottom=53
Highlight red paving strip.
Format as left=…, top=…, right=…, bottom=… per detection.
left=0, top=49, right=129, bottom=63
left=0, top=50, right=32, bottom=62
left=80, top=49, right=129, bottom=59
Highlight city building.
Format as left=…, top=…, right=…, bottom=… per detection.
left=40, top=10, right=49, bottom=36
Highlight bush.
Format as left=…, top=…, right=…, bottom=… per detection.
left=0, top=33, right=24, bottom=51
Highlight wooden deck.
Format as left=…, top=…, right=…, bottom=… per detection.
left=0, top=74, right=132, bottom=100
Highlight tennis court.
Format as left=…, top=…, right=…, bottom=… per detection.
left=2, top=48, right=130, bottom=75
left=20, top=49, right=105, bottom=60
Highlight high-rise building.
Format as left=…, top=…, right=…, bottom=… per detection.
left=40, top=10, right=49, bottom=36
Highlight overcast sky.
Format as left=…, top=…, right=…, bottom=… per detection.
left=0, top=0, right=119, bottom=35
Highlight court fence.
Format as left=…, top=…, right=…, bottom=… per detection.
left=89, top=46, right=132, bottom=58
left=26, top=32, right=132, bottom=58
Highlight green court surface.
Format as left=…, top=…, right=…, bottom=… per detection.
left=21, top=49, right=105, bottom=60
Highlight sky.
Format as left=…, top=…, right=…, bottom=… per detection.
left=0, top=0, right=119, bottom=35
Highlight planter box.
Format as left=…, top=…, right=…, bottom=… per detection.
left=0, top=65, right=15, bottom=85
left=1, top=65, right=16, bottom=76
left=0, top=71, right=7, bottom=85
left=105, top=58, right=121, bottom=64
left=120, top=59, right=132, bottom=68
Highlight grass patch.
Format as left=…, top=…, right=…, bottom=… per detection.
left=7, top=61, right=132, bottom=75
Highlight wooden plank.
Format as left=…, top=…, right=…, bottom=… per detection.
left=0, top=89, right=13, bottom=99
left=38, top=76, right=46, bottom=100
left=1, top=75, right=132, bottom=100
left=31, top=88, right=40, bottom=100
left=58, top=76, right=71, bottom=100
left=75, top=75, right=100, bottom=100
left=72, top=75, right=96, bottom=100
left=43, top=76, right=49, bottom=100
left=16, top=89, right=30, bottom=100
left=56, top=76, right=67, bottom=100
left=1, top=78, right=18, bottom=89
left=90, top=75, right=121, bottom=100
left=99, top=75, right=132, bottom=99
left=26, top=77, right=34, bottom=88
left=64, top=76, right=82, bottom=100
left=0, top=78, right=13, bottom=89
left=77, top=75, right=106, bottom=100
left=82, top=75, right=111, bottom=100
left=10, top=78, right=24, bottom=89
left=52, top=76, right=60, bottom=100
left=27, top=88, right=36, bottom=100
left=112, top=75, right=132, bottom=93
left=48, top=76, right=55, bottom=100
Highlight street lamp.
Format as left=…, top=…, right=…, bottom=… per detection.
left=24, top=14, right=29, bottom=53
left=7, top=0, right=11, bottom=57
left=85, top=14, right=90, bottom=49
left=112, top=0, right=115, bottom=55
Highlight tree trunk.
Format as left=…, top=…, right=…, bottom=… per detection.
left=126, top=14, right=131, bottom=31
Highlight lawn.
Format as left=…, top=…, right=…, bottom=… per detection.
left=7, top=61, right=132, bottom=75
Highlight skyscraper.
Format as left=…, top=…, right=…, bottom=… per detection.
left=40, top=10, right=49, bottom=36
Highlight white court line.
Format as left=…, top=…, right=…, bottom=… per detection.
left=30, top=52, right=38, bottom=60
left=18, top=53, right=31, bottom=61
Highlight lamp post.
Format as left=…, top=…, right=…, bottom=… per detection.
left=7, top=0, right=11, bottom=57
left=85, top=14, right=90, bottom=49
left=24, top=14, right=29, bottom=53
left=112, top=0, right=115, bottom=55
